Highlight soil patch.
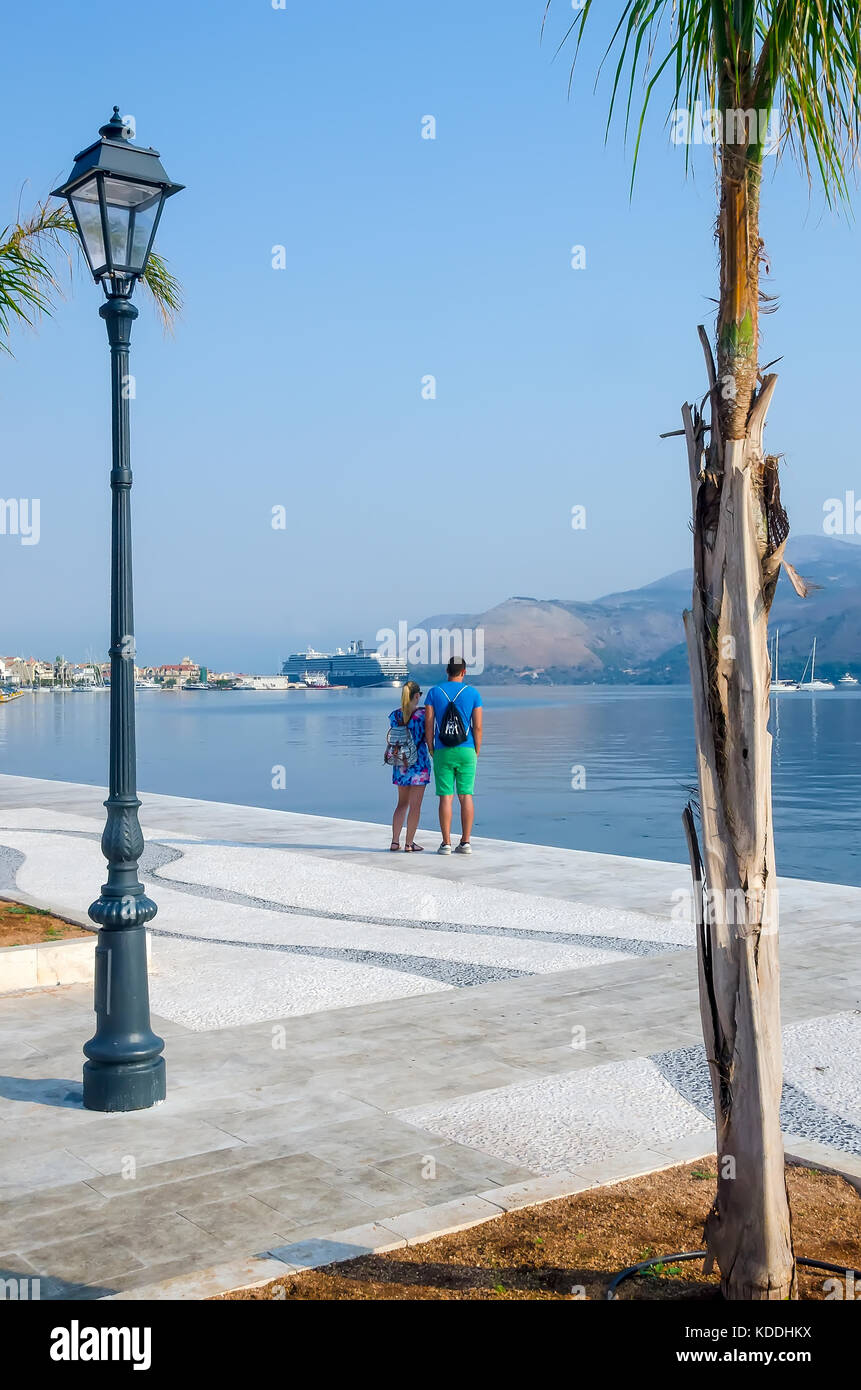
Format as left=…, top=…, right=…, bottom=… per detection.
left=0, top=899, right=92, bottom=947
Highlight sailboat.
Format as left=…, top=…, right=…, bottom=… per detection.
left=53, top=657, right=71, bottom=693
left=769, top=630, right=798, bottom=692
left=798, top=636, right=835, bottom=691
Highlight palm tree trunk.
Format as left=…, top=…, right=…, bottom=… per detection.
left=717, top=144, right=761, bottom=438
left=681, top=140, right=797, bottom=1300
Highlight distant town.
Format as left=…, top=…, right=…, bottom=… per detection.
left=0, top=654, right=294, bottom=693
left=0, top=639, right=416, bottom=694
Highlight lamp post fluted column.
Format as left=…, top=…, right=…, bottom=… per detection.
left=83, top=296, right=164, bottom=1112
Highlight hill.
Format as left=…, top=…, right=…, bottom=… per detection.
left=415, top=536, right=861, bottom=682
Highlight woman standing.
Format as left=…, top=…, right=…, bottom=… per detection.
left=387, top=680, right=430, bottom=851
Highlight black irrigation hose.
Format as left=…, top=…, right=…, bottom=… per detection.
left=607, top=1252, right=861, bottom=1300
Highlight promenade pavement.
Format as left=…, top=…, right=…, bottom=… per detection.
left=0, top=774, right=858, bottom=1298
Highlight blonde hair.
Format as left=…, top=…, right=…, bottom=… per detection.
left=401, top=680, right=421, bottom=722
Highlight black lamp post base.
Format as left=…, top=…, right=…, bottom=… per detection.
left=83, top=912, right=165, bottom=1112
left=82, top=1057, right=166, bottom=1113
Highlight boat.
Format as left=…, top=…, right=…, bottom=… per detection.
left=798, top=636, right=835, bottom=691
left=283, top=639, right=408, bottom=689
left=181, top=680, right=212, bottom=691
left=135, top=678, right=161, bottom=689
left=838, top=672, right=858, bottom=686
left=69, top=659, right=107, bottom=691
left=769, top=630, right=797, bottom=693
left=0, top=688, right=24, bottom=703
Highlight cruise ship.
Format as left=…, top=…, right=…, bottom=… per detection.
left=282, top=639, right=408, bottom=689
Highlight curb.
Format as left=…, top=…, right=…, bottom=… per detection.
left=783, top=1133, right=861, bottom=1196
left=104, top=1131, right=861, bottom=1301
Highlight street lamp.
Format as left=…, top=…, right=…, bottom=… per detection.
left=53, top=110, right=183, bottom=1112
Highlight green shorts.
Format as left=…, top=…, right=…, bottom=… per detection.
left=433, top=746, right=477, bottom=796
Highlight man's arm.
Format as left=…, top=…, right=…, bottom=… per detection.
left=472, top=706, right=483, bottom=756
left=424, top=702, right=435, bottom=753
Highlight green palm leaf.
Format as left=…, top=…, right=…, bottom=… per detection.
left=546, top=1, right=861, bottom=199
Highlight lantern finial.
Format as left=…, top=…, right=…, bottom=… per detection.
left=99, top=107, right=130, bottom=141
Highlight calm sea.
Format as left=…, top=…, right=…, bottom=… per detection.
left=1, top=685, right=860, bottom=886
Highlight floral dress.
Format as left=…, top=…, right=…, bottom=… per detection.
left=389, top=706, right=431, bottom=786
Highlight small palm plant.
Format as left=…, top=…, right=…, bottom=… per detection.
left=549, top=1, right=861, bottom=1300
left=0, top=196, right=181, bottom=352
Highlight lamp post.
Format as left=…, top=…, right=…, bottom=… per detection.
left=53, top=110, right=183, bottom=1112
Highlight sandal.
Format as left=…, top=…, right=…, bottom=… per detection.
left=390, top=841, right=401, bottom=851
left=406, top=842, right=424, bottom=852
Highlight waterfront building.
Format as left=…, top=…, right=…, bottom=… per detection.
left=155, top=656, right=201, bottom=687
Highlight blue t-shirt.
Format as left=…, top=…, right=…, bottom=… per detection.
left=425, top=682, right=483, bottom=750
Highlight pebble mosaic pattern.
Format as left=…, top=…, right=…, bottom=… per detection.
left=399, top=1057, right=715, bottom=1173
left=0, top=811, right=689, bottom=1027
left=399, top=1013, right=861, bottom=1169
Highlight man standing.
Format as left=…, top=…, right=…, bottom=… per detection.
left=424, top=657, right=483, bottom=854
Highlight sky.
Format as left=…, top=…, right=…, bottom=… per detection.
left=1, top=0, right=859, bottom=672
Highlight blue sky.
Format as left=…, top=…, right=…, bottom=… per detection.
left=1, top=0, right=859, bottom=671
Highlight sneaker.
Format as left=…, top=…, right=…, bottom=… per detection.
left=437, top=842, right=453, bottom=854
left=455, top=842, right=472, bottom=854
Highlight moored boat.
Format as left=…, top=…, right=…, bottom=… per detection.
left=798, top=636, right=835, bottom=691
left=769, top=630, right=798, bottom=693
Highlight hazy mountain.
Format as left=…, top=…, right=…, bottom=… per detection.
left=415, top=536, right=861, bottom=682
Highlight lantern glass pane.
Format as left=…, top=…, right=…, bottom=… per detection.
left=129, top=197, right=161, bottom=271
left=101, top=177, right=163, bottom=273
left=69, top=181, right=106, bottom=273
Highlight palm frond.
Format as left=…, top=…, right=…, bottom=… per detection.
left=140, top=251, right=183, bottom=332
left=0, top=199, right=78, bottom=351
left=546, top=1, right=861, bottom=201
left=753, top=1, right=861, bottom=202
